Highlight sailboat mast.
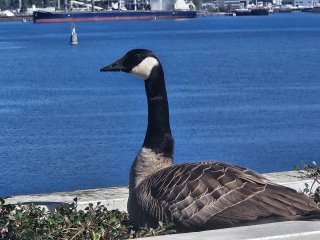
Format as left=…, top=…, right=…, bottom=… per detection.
left=92, top=0, right=95, bottom=11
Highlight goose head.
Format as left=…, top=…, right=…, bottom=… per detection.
left=100, top=49, right=160, bottom=81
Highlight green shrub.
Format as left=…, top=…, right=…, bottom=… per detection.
left=0, top=197, right=175, bottom=240
left=294, top=160, right=320, bottom=206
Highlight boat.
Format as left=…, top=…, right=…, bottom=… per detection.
left=301, top=7, right=313, bottom=12
left=234, top=8, right=269, bottom=16
left=33, top=10, right=196, bottom=23
left=33, top=0, right=196, bottom=23
left=313, top=6, right=320, bottom=13
left=278, top=8, right=292, bottom=13
left=234, top=8, right=251, bottom=16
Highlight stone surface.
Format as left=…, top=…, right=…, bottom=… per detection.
left=5, top=170, right=320, bottom=240
left=142, top=221, right=320, bottom=240
left=6, top=186, right=129, bottom=211
left=6, top=170, right=319, bottom=212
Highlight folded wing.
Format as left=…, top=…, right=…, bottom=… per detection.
left=136, top=161, right=318, bottom=230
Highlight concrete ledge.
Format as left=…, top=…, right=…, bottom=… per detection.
left=6, top=186, right=129, bottom=211
left=146, top=221, right=320, bottom=240
left=6, top=171, right=318, bottom=212
left=5, top=170, right=320, bottom=240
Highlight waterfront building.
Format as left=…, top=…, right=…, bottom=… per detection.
left=123, top=0, right=193, bottom=10
left=293, top=0, right=314, bottom=6
left=0, top=10, right=14, bottom=16
left=273, top=0, right=282, bottom=5
left=218, top=0, right=241, bottom=9
left=282, top=0, right=294, bottom=5
left=26, top=4, right=55, bottom=14
left=123, top=0, right=151, bottom=10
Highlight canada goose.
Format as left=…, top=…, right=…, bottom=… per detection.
left=100, top=49, right=319, bottom=231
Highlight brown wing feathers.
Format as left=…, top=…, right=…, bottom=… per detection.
left=137, top=161, right=319, bottom=230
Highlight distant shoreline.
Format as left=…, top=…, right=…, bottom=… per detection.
left=0, top=15, right=32, bottom=22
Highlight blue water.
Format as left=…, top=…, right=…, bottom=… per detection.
left=1, top=13, right=320, bottom=196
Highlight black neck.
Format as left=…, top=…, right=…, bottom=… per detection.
left=142, top=64, right=174, bottom=158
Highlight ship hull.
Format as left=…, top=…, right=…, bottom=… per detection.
left=235, top=8, right=269, bottom=16
left=33, top=10, right=197, bottom=23
left=314, top=7, right=320, bottom=13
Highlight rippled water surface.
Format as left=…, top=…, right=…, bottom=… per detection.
left=1, top=13, right=320, bottom=196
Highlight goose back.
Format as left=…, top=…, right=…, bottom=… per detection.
left=129, top=161, right=319, bottom=230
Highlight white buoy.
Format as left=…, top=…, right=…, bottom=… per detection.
left=70, top=25, right=78, bottom=45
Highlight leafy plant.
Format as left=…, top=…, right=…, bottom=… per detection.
left=0, top=197, right=175, bottom=240
left=294, top=160, right=320, bottom=206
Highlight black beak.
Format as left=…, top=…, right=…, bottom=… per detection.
left=100, top=59, right=126, bottom=72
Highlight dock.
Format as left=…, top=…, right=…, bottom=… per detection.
left=0, top=15, right=32, bottom=22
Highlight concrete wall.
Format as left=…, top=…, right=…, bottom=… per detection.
left=5, top=170, right=320, bottom=240
left=6, top=170, right=319, bottom=212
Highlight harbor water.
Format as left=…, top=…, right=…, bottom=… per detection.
left=1, top=13, right=320, bottom=196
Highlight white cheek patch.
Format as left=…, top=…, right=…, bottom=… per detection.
left=131, top=57, right=159, bottom=80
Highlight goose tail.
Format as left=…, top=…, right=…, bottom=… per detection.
left=295, top=209, right=320, bottom=220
